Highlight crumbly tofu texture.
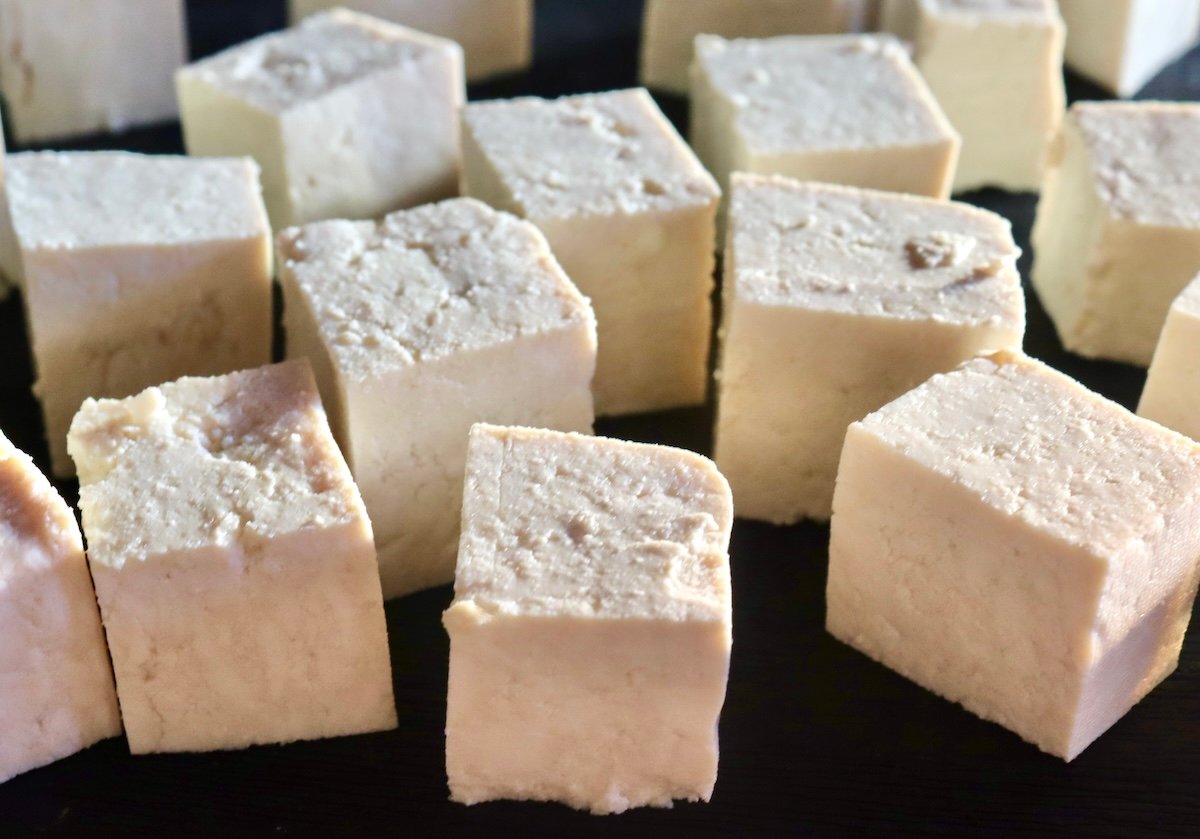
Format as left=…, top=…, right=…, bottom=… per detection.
left=827, top=352, right=1200, bottom=761
left=1059, top=0, right=1200, bottom=97
left=690, top=34, right=960, bottom=201
left=177, top=9, right=464, bottom=229
left=68, top=361, right=397, bottom=755
left=640, top=0, right=869, bottom=94
left=1032, top=102, right=1200, bottom=366
left=462, top=88, right=720, bottom=416
left=444, top=424, right=733, bottom=814
left=881, top=0, right=1065, bottom=193
left=0, top=431, right=121, bottom=784
left=1138, top=273, right=1200, bottom=438
left=0, top=0, right=185, bottom=143
left=288, top=0, right=532, bottom=81
left=279, top=198, right=597, bottom=599
left=715, top=174, right=1024, bottom=524
left=1, top=151, right=273, bottom=478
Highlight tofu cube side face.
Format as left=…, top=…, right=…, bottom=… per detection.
left=1138, top=299, right=1200, bottom=438
left=826, top=425, right=1200, bottom=760
left=444, top=607, right=732, bottom=814
left=21, top=239, right=273, bottom=478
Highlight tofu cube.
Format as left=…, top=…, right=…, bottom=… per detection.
left=1059, top=0, right=1200, bottom=97
left=444, top=424, right=734, bottom=814
left=0, top=431, right=121, bottom=784
left=1032, top=102, right=1200, bottom=366
left=2, top=152, right=273, bottom=478
left=640, top=0, right=870, bottom=94
left=462, top=89, right=720, bottom=416
left=67, top=361, right=397, bottom=754
left=1139, top=273, right=1200, bottom=438
left=279, top=198, right=597, bottom=599
left=288, top=0, right=532, bottom=81
left=177, top=9, right=464, bottom=229
left=0, top=0, right=186, bottom=143
left=715, top=175, right=1024, bottom=524
left=827, top=351, right=1200, bottom=760
left=690, top=34, right=960, bottom=201
left=880, top=0, right=1065, bottom=193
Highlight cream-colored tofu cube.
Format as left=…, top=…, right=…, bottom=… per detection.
left=67, top=361, right=397, bottom=755
left=177, top=9, right=464, bottom=229
left=828, top=351, right=1200, bottom=761
left=715, top=175, right=1024, bottom=524
left=462, top=88, right=720, bottom=416
left=444, top=424, right=733, bottom=814
left=0, top=0, right=185, bottom=143
left=690, top=34, right=960, bottom=201
left=1138, top=273, right=1200, bottom=438
left=2, top=151, right=272, bottom=478
left=1032, top=102, right=1200, bottom=366
left=279, top=198, right=597, bottom=599
left=1059, top=0, right=1200, bottom=97
left=288, top=0, right=532, bottom=81
left=880, top=0, right=1065, bottom=192
left=640, top=0, right=870, bottom=94
left=0, top=431, right=121, bottom=784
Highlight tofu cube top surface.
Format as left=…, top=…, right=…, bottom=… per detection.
left=857, top=351, right=1200, bottom=560
left=729, top=175, right=1024, bottom=327
left=5, top=151, right=268, bottom=250
left=694, top=34, right=957, bottom=155
left=1069, top=102, right=1200, bottom=229
left=279, top=198, right=595, bottom=379
left=68, top=361, right=368, bottom=569
left=918, top=0, right=1058, bottom=20
left=452, top=424, right=733, bottom=623
left=0, top=432, right=82, bottom=579
left=463, top=88, right=720, bottom=220
left=182, top=9, right=459, bottom=114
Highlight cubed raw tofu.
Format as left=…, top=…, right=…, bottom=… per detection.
left=3, top=151, right=272, bottom=478
left=880, top=0, right=1065, bottom=193
left=0, top=431, right=121, bottom=784
left=443, top=424, right=733, bottom=814
left=279, top=198, right=597, bottom=599
left=715, top=175, right=1024, bottom=524
left=640, top=0, right=870, bottom=94
left=177, top=9, right=464, bottom=229
left=1138, top=273, right=1200, bottom=438
left=288, top=0, right=532, bottom=81
left=827, top=351, right=1200, bottom=761
left=1059, top=0, right=1200, bottom=97
left=0, top=0, right=186, bottom=143
left=67, top=361, right=397, bottom=755
left=462, top=89, right=720, bottom=416
left=690, top=34, right=959, bottom=201
left=1032, top=102, right=1200, bottom=366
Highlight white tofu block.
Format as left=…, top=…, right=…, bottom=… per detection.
left=444, top=424, right=733, bottom=814
left=880, top=0, right=1065, bottom=193
left=0, top=431, right=121, bottom=784
left=279, top=198, right=597, bottom=599
left=691, top=34, right=960, bottom=201
left=1032, top=102, right=1200, bottom=366
left=1138, top=273, right=1200, bottom=438
left=288, top=0, right=532, bottom=81
left=715, top=175, right=1024, bottom=524
left=67, top=361, right=397, bottom=754
left=828, top=351, right=1200, bottom=760
left=0, top=0, right=186, bottom=143
left=177, top=9, right=465, bottom=229
left=462, top=89, right=720, bottom=416
left=1059, top=0, right=1200, bottom=97
left=640, top=0, right=870, bottom=94
left=2, top=152, right=273, bottom=478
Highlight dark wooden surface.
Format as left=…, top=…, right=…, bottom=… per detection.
left=2, top=1, right=1200, bottom=835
